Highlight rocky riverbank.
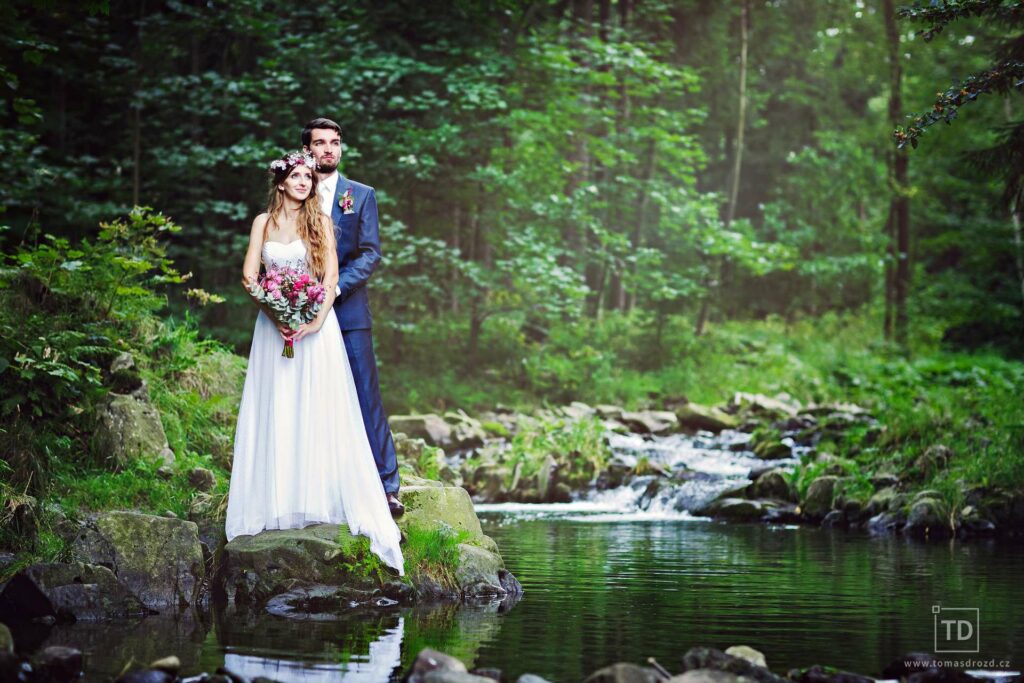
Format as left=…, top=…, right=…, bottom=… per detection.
left=1, top=630, right=1007, bottom=683
left=0, top=476, right=521, bottom=629
left=389, top=394, right=1024, bottom=542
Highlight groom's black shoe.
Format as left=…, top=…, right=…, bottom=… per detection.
left=387, top=493, right=404, bottom=517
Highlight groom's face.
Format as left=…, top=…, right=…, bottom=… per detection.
left=305, top=128, right=342, bottom=173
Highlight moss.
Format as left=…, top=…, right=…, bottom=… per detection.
left=482, top=421, right=510, bottom=438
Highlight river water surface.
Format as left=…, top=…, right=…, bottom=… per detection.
left=13, top=430, right=1024, bottom=681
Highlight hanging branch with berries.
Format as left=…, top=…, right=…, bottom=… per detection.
left=893, top=0, right=1024, bottom=149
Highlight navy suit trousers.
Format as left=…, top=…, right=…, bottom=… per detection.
left=342, top=328, right=400, bottom=494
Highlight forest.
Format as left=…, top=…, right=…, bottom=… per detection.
left=2, top=0, right=1024, bottom=553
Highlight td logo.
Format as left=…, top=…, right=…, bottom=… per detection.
left=932, top=605, right=980, bottom=653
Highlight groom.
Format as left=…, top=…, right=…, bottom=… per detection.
left=302, top=117, right=403, bottom=517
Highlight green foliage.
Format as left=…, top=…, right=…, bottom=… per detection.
left=339, top=534, right=394, bottom=586
left=401, top=522, right=469, bottom=589
left=503, top=415, right=610, bottom=487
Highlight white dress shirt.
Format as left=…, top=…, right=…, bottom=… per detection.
left=317, top=171, right=339, bottom=217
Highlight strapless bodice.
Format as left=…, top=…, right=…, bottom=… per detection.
left=262, top=239, right=309, bottom=272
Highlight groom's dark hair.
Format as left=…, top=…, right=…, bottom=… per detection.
left=302, top=117, right=342, bottom=146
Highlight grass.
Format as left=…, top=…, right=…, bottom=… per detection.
left=400, top=522, right=470, bottom=589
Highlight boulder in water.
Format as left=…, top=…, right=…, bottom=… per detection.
left=0, top=562, right=150, bottom=622
left=676, top=403, right=738, bottom=433
left=904, top=497, right=952, bottom=539
left=697, top=498, right=766, bottom=522
left=620, top=410, right=679, bottom=435
left=405, top=647, right=469, bottom=683
left=801, top=476, right=838, bottom=521
left=582, top=662, right=662, bottom=683
left=724, top=645, right=767, bottom=667
left=751, top=469, right=792, bottom=501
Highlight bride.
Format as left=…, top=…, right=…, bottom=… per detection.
left=224, top=150, right=404, bottom=575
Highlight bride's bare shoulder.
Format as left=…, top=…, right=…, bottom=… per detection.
left=248, top=212, right=271, bottom=237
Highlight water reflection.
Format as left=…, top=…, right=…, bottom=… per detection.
left=221, top=617, right=404, bottom=683
left=9, top=515, right=1023, bottom=683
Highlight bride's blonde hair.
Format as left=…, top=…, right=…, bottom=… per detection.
left=264, top=152, right=329, bottom=279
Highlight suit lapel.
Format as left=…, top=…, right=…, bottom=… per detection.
left=330, top=172, right=346, bottom=224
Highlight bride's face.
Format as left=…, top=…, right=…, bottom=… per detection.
left=279, top=165, right=313, bottom=202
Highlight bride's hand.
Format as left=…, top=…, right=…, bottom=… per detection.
left=277, top=323, right=294, bottom=341
left=290, top=321, right=322, bottom=343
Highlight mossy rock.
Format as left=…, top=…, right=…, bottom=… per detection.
left=0, top=562, right=150, bottom=622
left=698, top=498, right=767, bottom=522
left=801, top=476, right=839, bottom=520
left=71, top=511, right=204, bottom=611
left=91, top=394, right=171, bottom=469
left=676, top=403, right=738, bottom=433
left=904, top=498, right=952, bottom=539
left=215, top=524, right=380, bottom=607
left=752, top=469, right=792, bottom=501
left=396, top=485, right=486, bottom=543
left=215, top=483, right=518, bottom=608
left=390, top=414, right=452, bottom=447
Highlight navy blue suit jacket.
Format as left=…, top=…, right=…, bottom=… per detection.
left=330, top=175, right=380, bottom=331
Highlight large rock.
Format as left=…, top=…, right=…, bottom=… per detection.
left=751, top=469, right=792, bottom=501
left=904, top=497, right=951, bottom=539
left=217, top=482, right=518, bottom=607
left=390, top=414, right=453, bottom=447
left=620, top=410, right=679, bottom=435
left=697, top=498, right=766, bottom=522
left=456, top=544, right=520, bottom=599
left=469, top=464, right=510, bottom=503
left=676, top=404, right=738, bottom=433
left=667, top=672, right=744, bottom=683
left=405, top=647, right=469, bottom=683
left=92, top=394, right=172, bottom=469
left=730, top=392, right=800, bottom=419
left=724, top=645, right=766, bottom=667
left=801, top=476, right=839, bottom=521
left=71, top=511, right=204, bottom=610
left=443, top=410, right=488, bottom=449
left=215, top=524, right=381, bottom=607
left=397, top=485, right=487, bottom=542
left=583, top=663, right=662, bottom=683
left=681, top=647, right=789, bottom=683
left=0, top=562, right=150, bottom=622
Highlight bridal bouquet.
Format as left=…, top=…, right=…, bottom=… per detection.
left=248, top=267, right=327, bottom=358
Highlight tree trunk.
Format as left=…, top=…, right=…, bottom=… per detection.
left=626, top=140, right=657, bottom=314
left=883, top=203, right=896, bottom=339
left=451, top=205, right=462, bottom=314
left=131, top=1, right=146, bottom=207
left=696, top=0, right=750, bottom=337
left=883, top=0, right=910, bottom=346
left=1003, top=97, right=1024, bottom=327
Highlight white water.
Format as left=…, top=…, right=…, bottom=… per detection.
left=474, top=428, right=800, bottom=520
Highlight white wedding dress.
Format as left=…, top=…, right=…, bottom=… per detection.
left=225, top=239, right=404, bottom=575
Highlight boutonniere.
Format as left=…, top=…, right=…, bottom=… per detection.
left=339, top=187, right=355, bottom=214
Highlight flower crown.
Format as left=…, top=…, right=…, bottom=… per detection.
left=268, top=151, right=316, bottom=174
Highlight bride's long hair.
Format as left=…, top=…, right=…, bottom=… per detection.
left=264, top=155, right=329, bottom=280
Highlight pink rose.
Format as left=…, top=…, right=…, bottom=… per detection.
left=271, top=290, right=282, bottom=300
